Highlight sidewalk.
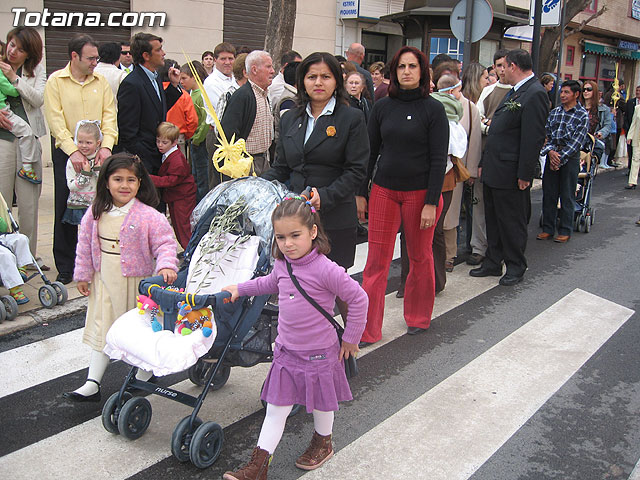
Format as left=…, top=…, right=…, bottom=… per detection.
left=1, top=162, right=87, bottom=335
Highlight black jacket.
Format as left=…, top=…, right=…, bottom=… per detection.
left=263, top=101, right=369, bottom=230
left=220, top=82, right=257, bottom=142
left=116, top=65, right=181, bottom=174
left=481, top=77, right=550, bottom=189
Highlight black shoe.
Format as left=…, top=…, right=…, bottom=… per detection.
left=62, top=380, right=101, bottom=403
left=395, top=286, right=405, bottom=298
left=358, top=341, right=374, bottom=348
left=406, top=326, right=427, bottom=335
left=499, top=273, right=524, bottom=286
left=469, top=266, right=502, bottom=277
left=56, top=273, right=73, bottom=285
left=625, top=184, right=637, bottom=190
left=466, top=253, right=484, bottom=265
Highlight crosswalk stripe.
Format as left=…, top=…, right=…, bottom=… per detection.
left=302, top=289, right=634, bottom=479
left=1, top=328, right=91, bottom=398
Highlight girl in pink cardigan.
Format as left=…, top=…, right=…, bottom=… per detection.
left=63, top=153, right=179, bottom=403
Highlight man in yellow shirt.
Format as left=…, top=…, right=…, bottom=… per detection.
left=44, top=34, right=117, bottom=284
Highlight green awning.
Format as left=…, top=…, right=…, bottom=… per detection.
left=584, top=41, right=640, bottom=60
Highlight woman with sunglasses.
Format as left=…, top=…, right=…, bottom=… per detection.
left=581, top=80, right=613, bottom=170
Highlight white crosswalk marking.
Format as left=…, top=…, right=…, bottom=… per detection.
left=302, top=289, right=634, bottom=479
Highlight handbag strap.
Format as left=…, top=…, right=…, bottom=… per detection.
left=286, top=261, right=344, bottom=339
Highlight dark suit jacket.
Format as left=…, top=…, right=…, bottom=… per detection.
left=149, top=149, right=196, bottom=204
left=263, top=102, right=370, bottom=230
left=624, top=97, right=638, bottom=133
left=481, top=77, right=549, bottom=189
left=220, top=82, right=256, bottom=142
left=117, top=65, right=181, bottom=174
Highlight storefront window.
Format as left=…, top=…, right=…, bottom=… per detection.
left=580, top=53, right=620, bottom=95
left=581, top=53, right=597, bottom=78
left=429, top=37, right=463, bottom=63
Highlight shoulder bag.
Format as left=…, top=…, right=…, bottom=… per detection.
left=285, top=261, right=358, bottom=378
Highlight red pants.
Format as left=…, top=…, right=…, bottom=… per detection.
left=360, top=185, right=442, bottom=343
left=168, top=198, right=195, bottom=249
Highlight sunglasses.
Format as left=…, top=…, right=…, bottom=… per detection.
left=121, top=50, right=131, bottom=55
left=583, top=87, right=593, bottom=92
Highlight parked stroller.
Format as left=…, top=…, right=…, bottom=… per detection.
left=574, top=133, right=603, bottom=233
left=0, top=192, right=68, bottom=322
left=101, top=177, right=292, bottom=469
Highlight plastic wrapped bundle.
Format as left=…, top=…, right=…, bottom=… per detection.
left=190, top=177, right=290, bottom=251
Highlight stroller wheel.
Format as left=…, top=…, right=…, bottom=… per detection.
left=189, top=421, right=224, bottom=469
left=51, top=282, right=68, bottom=305
left=188, top=358, right=231, bottom=391
left=573, top=216, right=581, bottom=232
left=590, top=209, right=595, bottom=225
left=172, top=415, right=203, bottom=462
left=585, top=216, right=591, bottom=233
left=0, top=301, right=6, bottom=322
left=1, top=295, right=19, bottom=320
left=38, top=285, right=57, bottom=308
left=117, top=397, right=152, bottom=440
left=102, top=391, right=133, bottom=434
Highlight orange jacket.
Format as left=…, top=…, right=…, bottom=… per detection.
left=163, top=82, right=198, bottom=139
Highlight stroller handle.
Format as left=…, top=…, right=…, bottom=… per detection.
left=139, top=276, right=232, bottom=313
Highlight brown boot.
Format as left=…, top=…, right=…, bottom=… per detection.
left=295, top=431, right=334, bottom=471
left=223, top=447, right=271, bottom=480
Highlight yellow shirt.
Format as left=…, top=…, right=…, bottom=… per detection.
left=44, top=63, right=117, bottom=155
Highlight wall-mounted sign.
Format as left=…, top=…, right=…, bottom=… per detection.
left=338, top=0, right=359, bottom=19
left=618, top=40, right=639, bottom=50
left=529, top=0, right=561, bottom=27
left=632, top=0, right=640, bottom=21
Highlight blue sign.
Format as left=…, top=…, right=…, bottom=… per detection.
left=618, top=40, right=639, bottom=51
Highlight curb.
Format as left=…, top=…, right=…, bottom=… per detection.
left=0, top=296, right=87, bottom=337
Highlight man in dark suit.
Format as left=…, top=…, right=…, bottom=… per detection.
left=470, top=49, right=549, bottom=286
left=623, top=85, right=640, bottom=170
left=117, top=32, right=181, bottom=174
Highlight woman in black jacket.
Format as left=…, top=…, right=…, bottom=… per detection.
left=358, top=46, right=448, bottom=346
left=263, top=52, right=369, bottom=271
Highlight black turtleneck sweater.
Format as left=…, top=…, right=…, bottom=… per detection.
left=366, top=87, right=448, bottom=205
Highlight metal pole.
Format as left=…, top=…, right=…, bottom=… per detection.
left=555, top=0, right=567, bottom=107
left=531, top=0, right=543, bottom=73
left=463, top=0, right=475, bottom=70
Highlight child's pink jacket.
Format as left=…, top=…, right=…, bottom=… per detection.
left=73, top=199, right=178, bottom=282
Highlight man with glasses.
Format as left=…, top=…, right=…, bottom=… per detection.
left=44, top=34, right=117, bottom=284
left=119, top=41, right=133, bottom=74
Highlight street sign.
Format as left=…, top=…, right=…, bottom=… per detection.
left=450, top=0, right=493, bottom=44
left=529, top=0, right=561, bottom=27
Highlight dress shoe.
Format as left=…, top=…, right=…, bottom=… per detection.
left=56, top=273, right=73, bottom=285
left=469, top=266, right=502, bottom=277
left=358, top=341, right=374, bottom=349
left=445, top=260, right=454, bottom=273
left=395, top=285, right=405, bottom=298
left=625, top=184, right=637, bottom=190
left=499, top=274, right=524, bottom=286
left=406, top=326, right=427, bottom=335
left=466, top=253, right=484, bottom=265
left=554, top=234, right=570, bottom=243
left=536, top=232, right=553, bottom=240
left=62, top=389, right=101, bottom=403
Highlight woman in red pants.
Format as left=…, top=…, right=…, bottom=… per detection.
left=357, top=46, right=448, bottom=346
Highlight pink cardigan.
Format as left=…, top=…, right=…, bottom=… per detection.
left=74, top=199, right=179, bottom=283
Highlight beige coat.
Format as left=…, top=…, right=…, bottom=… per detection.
left=627, top=106, right=640, bottom=148
left=444, top=95, right=482, bottom=230
left=13, top=62, right=47, bottom=138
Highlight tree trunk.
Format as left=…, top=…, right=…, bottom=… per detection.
left=264, top=0, right=297, bottom=71
left=538, top=0, right=591, bottom=73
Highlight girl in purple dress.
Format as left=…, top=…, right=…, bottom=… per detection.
left=222, top=197, right=368, bottom=479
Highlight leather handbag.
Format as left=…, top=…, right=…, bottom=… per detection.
left=285, top=261, right=358, bottom=378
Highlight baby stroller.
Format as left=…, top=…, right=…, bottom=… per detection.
left=574, top=133, right=603, bottom=233
left=101, top=177, right=293, bottom=469
left=0, top=193, right=68, bottom=321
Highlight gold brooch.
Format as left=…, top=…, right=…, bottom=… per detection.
left=326, top=126, right=336, bottom=137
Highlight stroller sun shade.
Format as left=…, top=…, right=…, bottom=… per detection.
left=189, top=177, right=289, bottom=256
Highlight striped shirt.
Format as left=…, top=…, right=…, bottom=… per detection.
left=245, top=80, right=273, bottom=155
left=540, top=102, right=589, bottom=166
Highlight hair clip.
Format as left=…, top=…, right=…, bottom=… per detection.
left=305, top=200, right=316, bottom=213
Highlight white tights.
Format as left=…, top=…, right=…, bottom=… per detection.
left=74, top=350, right=110, bottom=396
left=256, top=403, right=334, bottom=454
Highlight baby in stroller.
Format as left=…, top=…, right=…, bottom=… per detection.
left=0, top=192, right=34, bottom=304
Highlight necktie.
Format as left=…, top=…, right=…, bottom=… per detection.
left=504, top=88, right=515, bottom=101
